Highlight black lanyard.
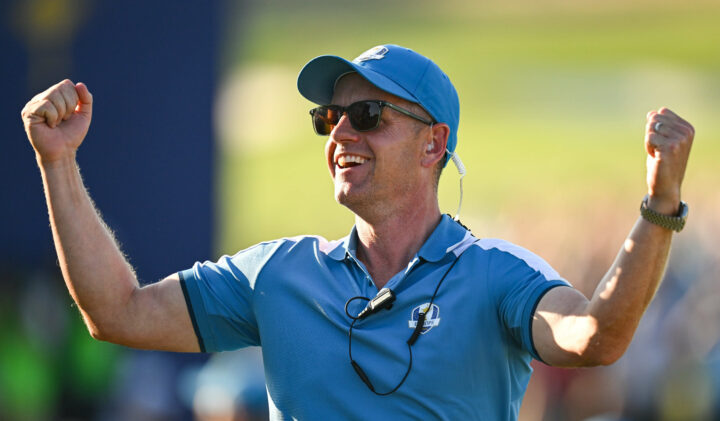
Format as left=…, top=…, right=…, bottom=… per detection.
left=344, top=255, right=462, bottom=395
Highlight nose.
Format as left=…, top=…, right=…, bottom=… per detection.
left=330, top=113, right=360, bottom=143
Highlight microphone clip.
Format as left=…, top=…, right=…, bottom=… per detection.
left=357, top=288, right=396, bottom=320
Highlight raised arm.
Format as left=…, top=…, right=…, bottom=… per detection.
left=21, top=80, right=200, bottom=352
left=532, top=107, right=694, bottom=367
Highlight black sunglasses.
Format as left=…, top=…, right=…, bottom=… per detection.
left=309, top=100, right=435, bottom=136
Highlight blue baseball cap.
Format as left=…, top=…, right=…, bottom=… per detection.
left=297, top=44, right=460, bottom=166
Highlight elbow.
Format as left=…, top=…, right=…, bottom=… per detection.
left=88, top=325, right=108, bottom=341
left=78, top=285, right=140, bottom=344
left=544, top=315, right=627, bottom=367
left=576, top=336, right=629, bottom=367
left=83, top=316, right=111, bottom=342
left=584, top=348, right=623, bottom=367
left=79, top=310, right=124, bottom=344
left=87, top=320, right=128, bottom=345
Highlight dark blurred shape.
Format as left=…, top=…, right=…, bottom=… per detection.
left=1, top=0, right=217, bottom=284
left=1, top=0, right=224, bottom=420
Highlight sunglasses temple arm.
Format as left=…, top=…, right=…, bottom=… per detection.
left=384, top=102, right=434, bottom=126
left=447, top=149, right=466, bottom=221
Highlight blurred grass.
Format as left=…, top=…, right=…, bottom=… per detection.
left=217, top=0, right=720, bottom=257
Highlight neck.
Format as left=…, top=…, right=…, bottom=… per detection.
left=354, top=197, right=441, bottom=289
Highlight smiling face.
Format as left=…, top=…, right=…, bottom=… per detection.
left=325, top=73, right=433, bottom=219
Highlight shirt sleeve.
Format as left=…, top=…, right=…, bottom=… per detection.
left=179, top=241, right=284, bottom=352
left=483, top=239, right=570, bottom=361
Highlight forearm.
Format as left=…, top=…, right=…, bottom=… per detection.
left=39, top=153, right=139, bottom=336
left=22, top=81, right=199, bottom=351
left=534, top=108, right=693, bottom=367
left=585, top=214, right=674, bottom=361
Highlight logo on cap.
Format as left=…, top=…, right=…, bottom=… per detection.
left=353, top=46, right=388, bottom=63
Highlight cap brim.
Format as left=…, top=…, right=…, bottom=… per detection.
left=297, top=55, right=418, bottom=105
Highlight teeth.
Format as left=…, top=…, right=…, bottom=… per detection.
left=337, top=155, right=368, bottom=168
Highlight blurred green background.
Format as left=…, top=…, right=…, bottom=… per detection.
left=218, top=0, right=719, bottom=282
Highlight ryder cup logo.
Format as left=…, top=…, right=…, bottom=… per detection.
left=408, top=303, right=441, bottom=334
left=353, top=46, right=388, bottom=63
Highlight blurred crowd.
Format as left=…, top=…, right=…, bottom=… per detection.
left=515, top=198, right=720, bottom=421
left=1, top=204, right=717, bottom=421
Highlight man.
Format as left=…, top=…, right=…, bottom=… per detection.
left=21, top=44, right=694, bottom=420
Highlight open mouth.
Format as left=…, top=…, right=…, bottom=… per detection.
left=336, top=154, right=369, bottom=169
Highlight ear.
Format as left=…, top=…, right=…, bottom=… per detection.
left=420, top=123, right=450, bottom=168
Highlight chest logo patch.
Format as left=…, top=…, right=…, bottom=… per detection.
left=408, top=303, right=441, bottom=334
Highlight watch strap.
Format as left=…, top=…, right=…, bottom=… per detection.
left=640, top=195, right=688, bottom=232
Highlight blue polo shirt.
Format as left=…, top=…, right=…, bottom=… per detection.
left=180, top=215, right=569, bottom=420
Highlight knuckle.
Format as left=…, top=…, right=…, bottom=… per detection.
left=22, top=103, right=38, bottom=116
left=40, top=100, right=57, bottom=114
left=37, top=98, right=52, bottom=109
left=46, top=90, right=61, bottom=102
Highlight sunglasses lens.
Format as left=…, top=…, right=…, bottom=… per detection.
left=348, top=101, right=381, bottom=131
left=310, top=101, right=383, bottom=135
left=312, top=107, right=340, bottom=135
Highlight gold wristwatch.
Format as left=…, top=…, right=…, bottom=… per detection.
left=640, top=195, right=688, bottom=232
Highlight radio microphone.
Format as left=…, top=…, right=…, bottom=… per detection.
left=357, top=288, right=396, bottom=319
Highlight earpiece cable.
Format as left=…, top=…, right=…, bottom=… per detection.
left=447, top=149, right=466, bottom=220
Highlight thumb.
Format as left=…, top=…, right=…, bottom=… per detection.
left=74, top=82, right=93, bottom=117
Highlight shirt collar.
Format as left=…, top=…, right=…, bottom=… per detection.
left=326, top=226, right=357, bottom=261
left=417, top=214, right=472, bottom=262
left=326, top=214, right=471, bottom=263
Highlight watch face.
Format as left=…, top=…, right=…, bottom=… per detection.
left=678, top=201, right=689, bottom=218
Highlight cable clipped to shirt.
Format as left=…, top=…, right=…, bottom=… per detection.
left=344, top=251, right=464, bottom=396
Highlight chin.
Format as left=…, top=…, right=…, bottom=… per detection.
left=334, top=187, right=352, bottom=207
left=335, top=184, right=365, bottom=211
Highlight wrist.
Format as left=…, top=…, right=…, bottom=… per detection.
left=36, top=151, right=78, bottom=170
left=646, top=194, right=680, bottom=215
left=640, top=195, right=688, bottom=232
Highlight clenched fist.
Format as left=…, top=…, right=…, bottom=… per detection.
left=21, top=79, right=93, bottom=164
left=644, top=108, right=694, bottom=214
